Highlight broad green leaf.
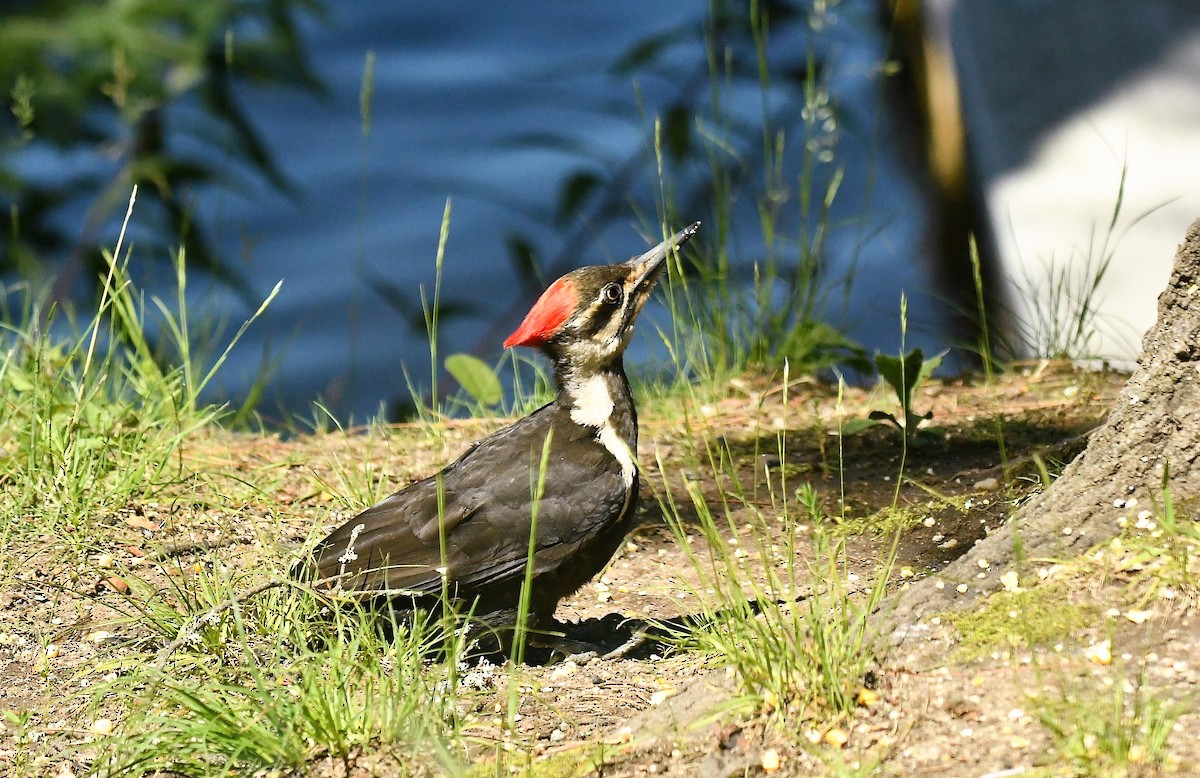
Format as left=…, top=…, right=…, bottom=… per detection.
left=842, top=417, right=884, bottom=435
left=917, top=350, right=947, bottom=388
left=444, top=353, right=502, bottom=407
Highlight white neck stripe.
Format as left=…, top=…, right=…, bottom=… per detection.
left=566, top=373, right=636, bottom=488
left=566, top=373, right=615, bottom=428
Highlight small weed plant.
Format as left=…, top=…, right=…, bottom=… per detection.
left=1006, top=166, right=1162, bottom=362
left=1105, top=461, right=1200, bottom=607
left=0, top=189, right=277, bottom=556
left=654, top=367, right=893, bottom=727
left=1037, top=668, right=1184, bottom=777
left=851, top=296, right=943, bottom=445
left=864, top=347, right=942, bottom=441
left=95, top=566, right=469, bottom=775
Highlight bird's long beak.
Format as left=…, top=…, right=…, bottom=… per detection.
left=625, top=221, right=701, bottom=294
left=613, top=222, right=700, bottom=340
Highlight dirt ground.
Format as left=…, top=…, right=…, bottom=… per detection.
left=3, top=364, right=1199, bottom=776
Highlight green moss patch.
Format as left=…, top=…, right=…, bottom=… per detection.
left=942, top=584, right=1099, bottom=659
left=834, top=505, right=933, bottom=537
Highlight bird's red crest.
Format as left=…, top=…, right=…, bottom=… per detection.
left=503, top=277, right=577, bottom=348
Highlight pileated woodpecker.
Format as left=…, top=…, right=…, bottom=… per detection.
left=297, top=222, right=699, bottom=653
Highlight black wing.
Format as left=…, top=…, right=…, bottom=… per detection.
left=300, top=404, right=630, bottom=596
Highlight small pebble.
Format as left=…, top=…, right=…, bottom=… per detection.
left=824, top=728, right=848, bottom=748
left=1084, top=639, right=1112, bottom=666
left=550, top=662, right=578, bottom=681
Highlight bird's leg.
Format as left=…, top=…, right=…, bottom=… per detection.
left=540, top=637, right=603, bottom=665
left=601, top=622, right=652, bottom=659
left=526, top=616, right=655, bottom=664
left=521, top=624, right=598, bottom=663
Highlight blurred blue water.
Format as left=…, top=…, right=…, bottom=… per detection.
left=121, top=2, right=952, bottom=420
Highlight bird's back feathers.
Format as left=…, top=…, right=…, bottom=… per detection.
left=302, top=401, right=635, bottom=605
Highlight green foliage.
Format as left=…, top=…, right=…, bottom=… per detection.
left=941, top=585, right=1098, bottom=660
left=445, top=352, right=502, bottom=407
left=0, top=0, right=324, bottom=288
left=1037, top=671, right=1184, bottom=777
left=0, top=190, right=276, bottom=550
left=653, top=368, right=892, bottom=727
left=95, top=569, right=467, bottom=776
left=861, top=347, right=943, bottom=442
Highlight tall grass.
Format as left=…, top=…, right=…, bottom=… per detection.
left=0, top=189, right=278, bottom=551
left=636, top=0, right=908, bottom=709
left=1005, top=165, right=1162, bottom=362
left=94, top=568, right=469, bottom=776
left=650, top=366, right=893, bottom=727
left=648, top=0, right=863, bottom=393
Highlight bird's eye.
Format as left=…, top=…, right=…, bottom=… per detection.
left=600, top=283, right=623, bottom=305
